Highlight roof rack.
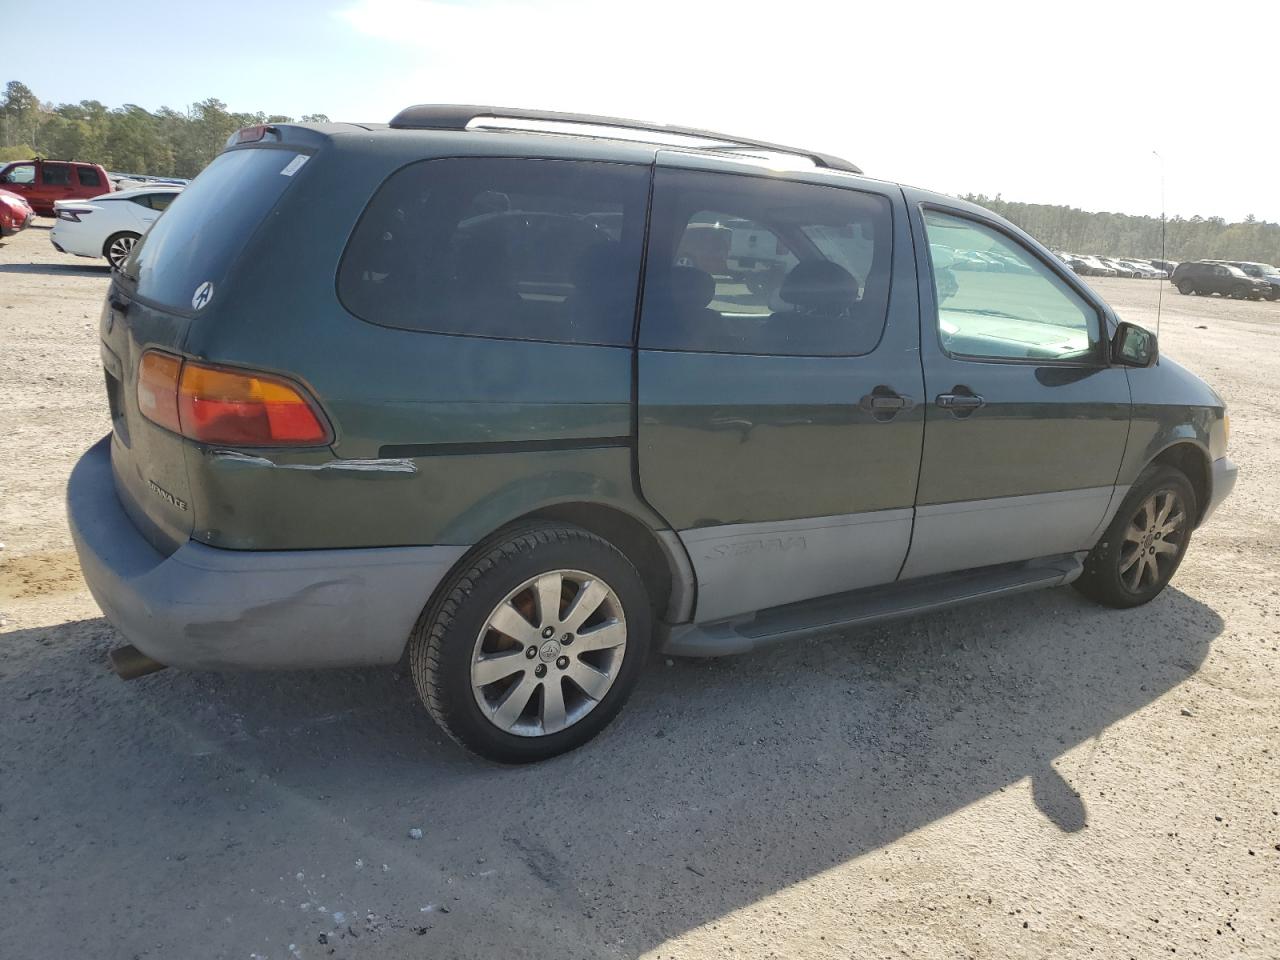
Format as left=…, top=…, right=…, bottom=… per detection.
left=388, top=104, right=862, bottom=175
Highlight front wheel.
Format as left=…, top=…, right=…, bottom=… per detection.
left=1176, top=280, right=1193, bottom=295
left=103, top=231, right=140, bottom=271
left=1073, top=465, right=1196, bottom=609
left=409, top=523, right=650, bottom=762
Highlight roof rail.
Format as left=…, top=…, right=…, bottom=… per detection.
left=388, top=104, right=861, bottom=175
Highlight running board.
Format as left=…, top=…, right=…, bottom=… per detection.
left=661, top=554, right=1085, bottom=657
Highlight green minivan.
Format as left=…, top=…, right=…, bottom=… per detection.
left=67, top=106, right=1237, bottom=762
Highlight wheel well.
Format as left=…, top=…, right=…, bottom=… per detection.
left=1151, top=443, right=1210, bottom=524
left=516, top=503, right=676, bottom=621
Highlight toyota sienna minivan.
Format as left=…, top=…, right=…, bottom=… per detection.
left=67, top=106, right=1237, bottom=762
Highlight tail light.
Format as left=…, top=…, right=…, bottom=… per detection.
left=136, top=350, right=330, bottom=446
left=56, top=208, right=90, bottom=222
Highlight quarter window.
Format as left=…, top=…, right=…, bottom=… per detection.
left=640, top=169, right=892, bottom=356
left=338, top=158, right=649, bottom=346
left=77, top=166, right=102, bottom=187
left=924, top=210, right=1100, bottom=362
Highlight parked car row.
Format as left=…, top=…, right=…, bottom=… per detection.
left=1173, top=260, right=1280, bottom=300
left=1057, top=252, right=1173, bottom=279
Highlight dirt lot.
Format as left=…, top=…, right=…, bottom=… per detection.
left=1, top=221, right=1276, bottom=960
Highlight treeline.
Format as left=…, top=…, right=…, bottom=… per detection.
left=5, top=78, right=1277, bottom=263
left=964, top=194, right=1280, bottom=265
left=0, top=80, right=328, bottom=179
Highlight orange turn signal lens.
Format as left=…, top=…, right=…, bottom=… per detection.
left=137, top=350, right=330, bottom=447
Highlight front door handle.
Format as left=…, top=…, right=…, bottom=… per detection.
left=936, top=386, right=986, bottom=415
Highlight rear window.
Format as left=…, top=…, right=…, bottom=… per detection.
left=125, top=148, right=306, bottom=311
left=338, top=158, right=648, bottom=346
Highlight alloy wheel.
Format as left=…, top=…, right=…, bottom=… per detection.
left=470, top=569, right=627, bottom=737
left=1118, top=489, right=1187, bottom=593
left=107, top=235, right=136, bottom=270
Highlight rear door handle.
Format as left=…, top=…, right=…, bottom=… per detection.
left=859, top=386, right=915, bottom=421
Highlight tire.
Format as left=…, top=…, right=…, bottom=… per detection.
left=1176, top=280, right=1193, bottom=295
left=1073, top=464, right=1196, bottom=609
left=409, top=522, right=651, bottom=763
left=103, top=231, right=140, bottom=271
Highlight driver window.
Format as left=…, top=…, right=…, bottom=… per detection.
left=924, top=210, right=1100, bottom=362
left=2, top=163, right=35, bottom=185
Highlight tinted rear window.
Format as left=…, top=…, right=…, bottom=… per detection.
left=125, top=148, right=306, bottom=311
left=338, top=158, right=648, bottom=346
left=640, top=169, right=893, bottom=356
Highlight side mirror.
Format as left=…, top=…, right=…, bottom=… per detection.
left=1111, top=321, right=1157, bottom=367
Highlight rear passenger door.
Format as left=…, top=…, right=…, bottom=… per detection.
left=900, top=200, right=1130, bottom=580
left=637, top=159, right=924, bottom=623
left=36, top=161, right=76, bottom=209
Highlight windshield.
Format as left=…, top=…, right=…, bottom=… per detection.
left=124, top=147, right=308, bottom=312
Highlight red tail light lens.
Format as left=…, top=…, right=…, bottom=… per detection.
left=235, top=124, right=276, bottom=143
left=137, top=351, right=330, bottom=447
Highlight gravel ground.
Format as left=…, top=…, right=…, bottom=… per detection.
left=1, top=222, right=1276, bottom=959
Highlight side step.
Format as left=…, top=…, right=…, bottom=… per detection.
left=662, top=554, right=1084, bottom=657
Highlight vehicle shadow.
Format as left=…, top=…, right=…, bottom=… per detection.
left=0, top=584, right=1222, bottom=958
left=0, top=261, right=109, bottom=277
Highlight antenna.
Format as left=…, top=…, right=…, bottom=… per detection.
left=1153, top=149, right=1165, bottom=363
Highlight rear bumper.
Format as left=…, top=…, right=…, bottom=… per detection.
left=1201, top=455, right=1237, bottom=524
left=67, top=436, right=468, bottom=670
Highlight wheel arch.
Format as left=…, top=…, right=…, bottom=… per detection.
left=1148, top=441, right=1211, bottom=525
left=101, top=229, right=140, bottom=259
left=421, top=499, right=696, bottom=644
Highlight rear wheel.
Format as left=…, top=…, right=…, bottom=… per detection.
left=1073, top=465, right=1196, bottom=608
left=1176, top=280, right=1193, bottom=295
left=409, top=523, right=650, bottom=763
left=103, top=231, right=140, bottom=271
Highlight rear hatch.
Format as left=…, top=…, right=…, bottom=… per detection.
left=102, top=140, right=317, bottom=553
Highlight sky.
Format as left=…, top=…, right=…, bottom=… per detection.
left=6, top=0, right=1278, bottom=221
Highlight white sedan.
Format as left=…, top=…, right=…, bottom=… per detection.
left=51, top=186, right=183, bottom=270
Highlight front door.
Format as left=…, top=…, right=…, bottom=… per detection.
left=637, top=162, right=924, bottom=622
left=901, top=199, right=1131, bottom=580
left=0, top=162, right=36, bottom=204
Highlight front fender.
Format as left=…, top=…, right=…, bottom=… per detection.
left=1119, top=357, right=1226, bottom=488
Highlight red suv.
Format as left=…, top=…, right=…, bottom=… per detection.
left=0, top=158, right=113, bottom=215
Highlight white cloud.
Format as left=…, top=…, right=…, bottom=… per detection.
left=335, top=0, right=1279, bottom=220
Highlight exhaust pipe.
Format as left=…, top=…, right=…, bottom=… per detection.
left=109, top=644, right=168, bottom=680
